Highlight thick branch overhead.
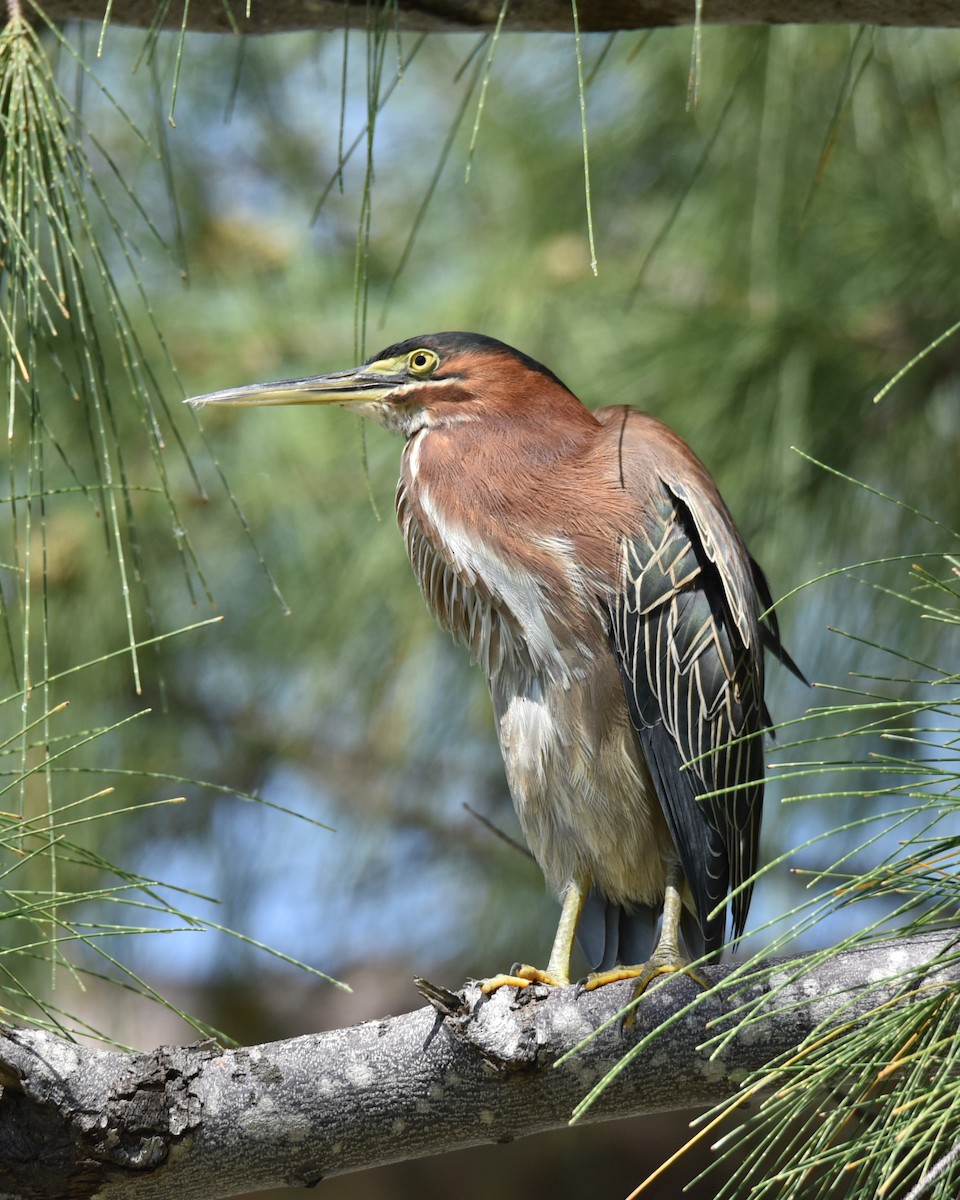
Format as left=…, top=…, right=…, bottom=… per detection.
left=0, top=933, right=958, bottom=1200
left=35, top=0, right=960, bottom=31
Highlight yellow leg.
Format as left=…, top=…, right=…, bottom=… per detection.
left=480, top=877, right=588, bottom=994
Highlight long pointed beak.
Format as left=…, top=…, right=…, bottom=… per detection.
left=185, top=367, right=398, bottom=408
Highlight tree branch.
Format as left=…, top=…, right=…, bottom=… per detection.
left=1, top=931, right=958, bottom=1200
left=32, top=0, right=960, bottom=33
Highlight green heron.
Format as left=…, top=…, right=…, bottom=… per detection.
left=189, top=332, right=803, bottom=993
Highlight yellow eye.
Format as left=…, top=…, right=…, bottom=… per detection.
left=407, top=349, right=439, bottom=377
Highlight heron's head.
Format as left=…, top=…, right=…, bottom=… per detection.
left=186, top=332, right=576, bottom=439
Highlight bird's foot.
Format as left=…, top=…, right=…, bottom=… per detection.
left=480, top=964, right=566, bottom=994
left=579, top=954, right=710, bottom=1028
left=579, top=956, right=709, bottom=999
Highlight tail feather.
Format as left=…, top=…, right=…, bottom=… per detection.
left=578, top=890, right=657, bottom=972
left=578, top=889, right=718, bottom=972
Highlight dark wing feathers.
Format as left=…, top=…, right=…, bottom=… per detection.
left=608, top=481, right=767, bottom=955
left=751, top=555, right=809, bottom=689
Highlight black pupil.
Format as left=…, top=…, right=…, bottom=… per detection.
left=414, top=353, right=427, bottom=367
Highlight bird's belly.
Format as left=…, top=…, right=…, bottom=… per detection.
left=492, top=666, right=675, bottom=909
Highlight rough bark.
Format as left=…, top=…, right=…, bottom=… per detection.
left=33, top=0, right=960, bottom=32
left=0, top=931, right=957, bottom=1200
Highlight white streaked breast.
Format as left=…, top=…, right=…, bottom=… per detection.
left=416, top=483, right=571, bottom=680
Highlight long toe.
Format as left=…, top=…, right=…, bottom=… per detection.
left=581, top=956, right=710, bottom=998
left=480, top=964, right=567, bottom=994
